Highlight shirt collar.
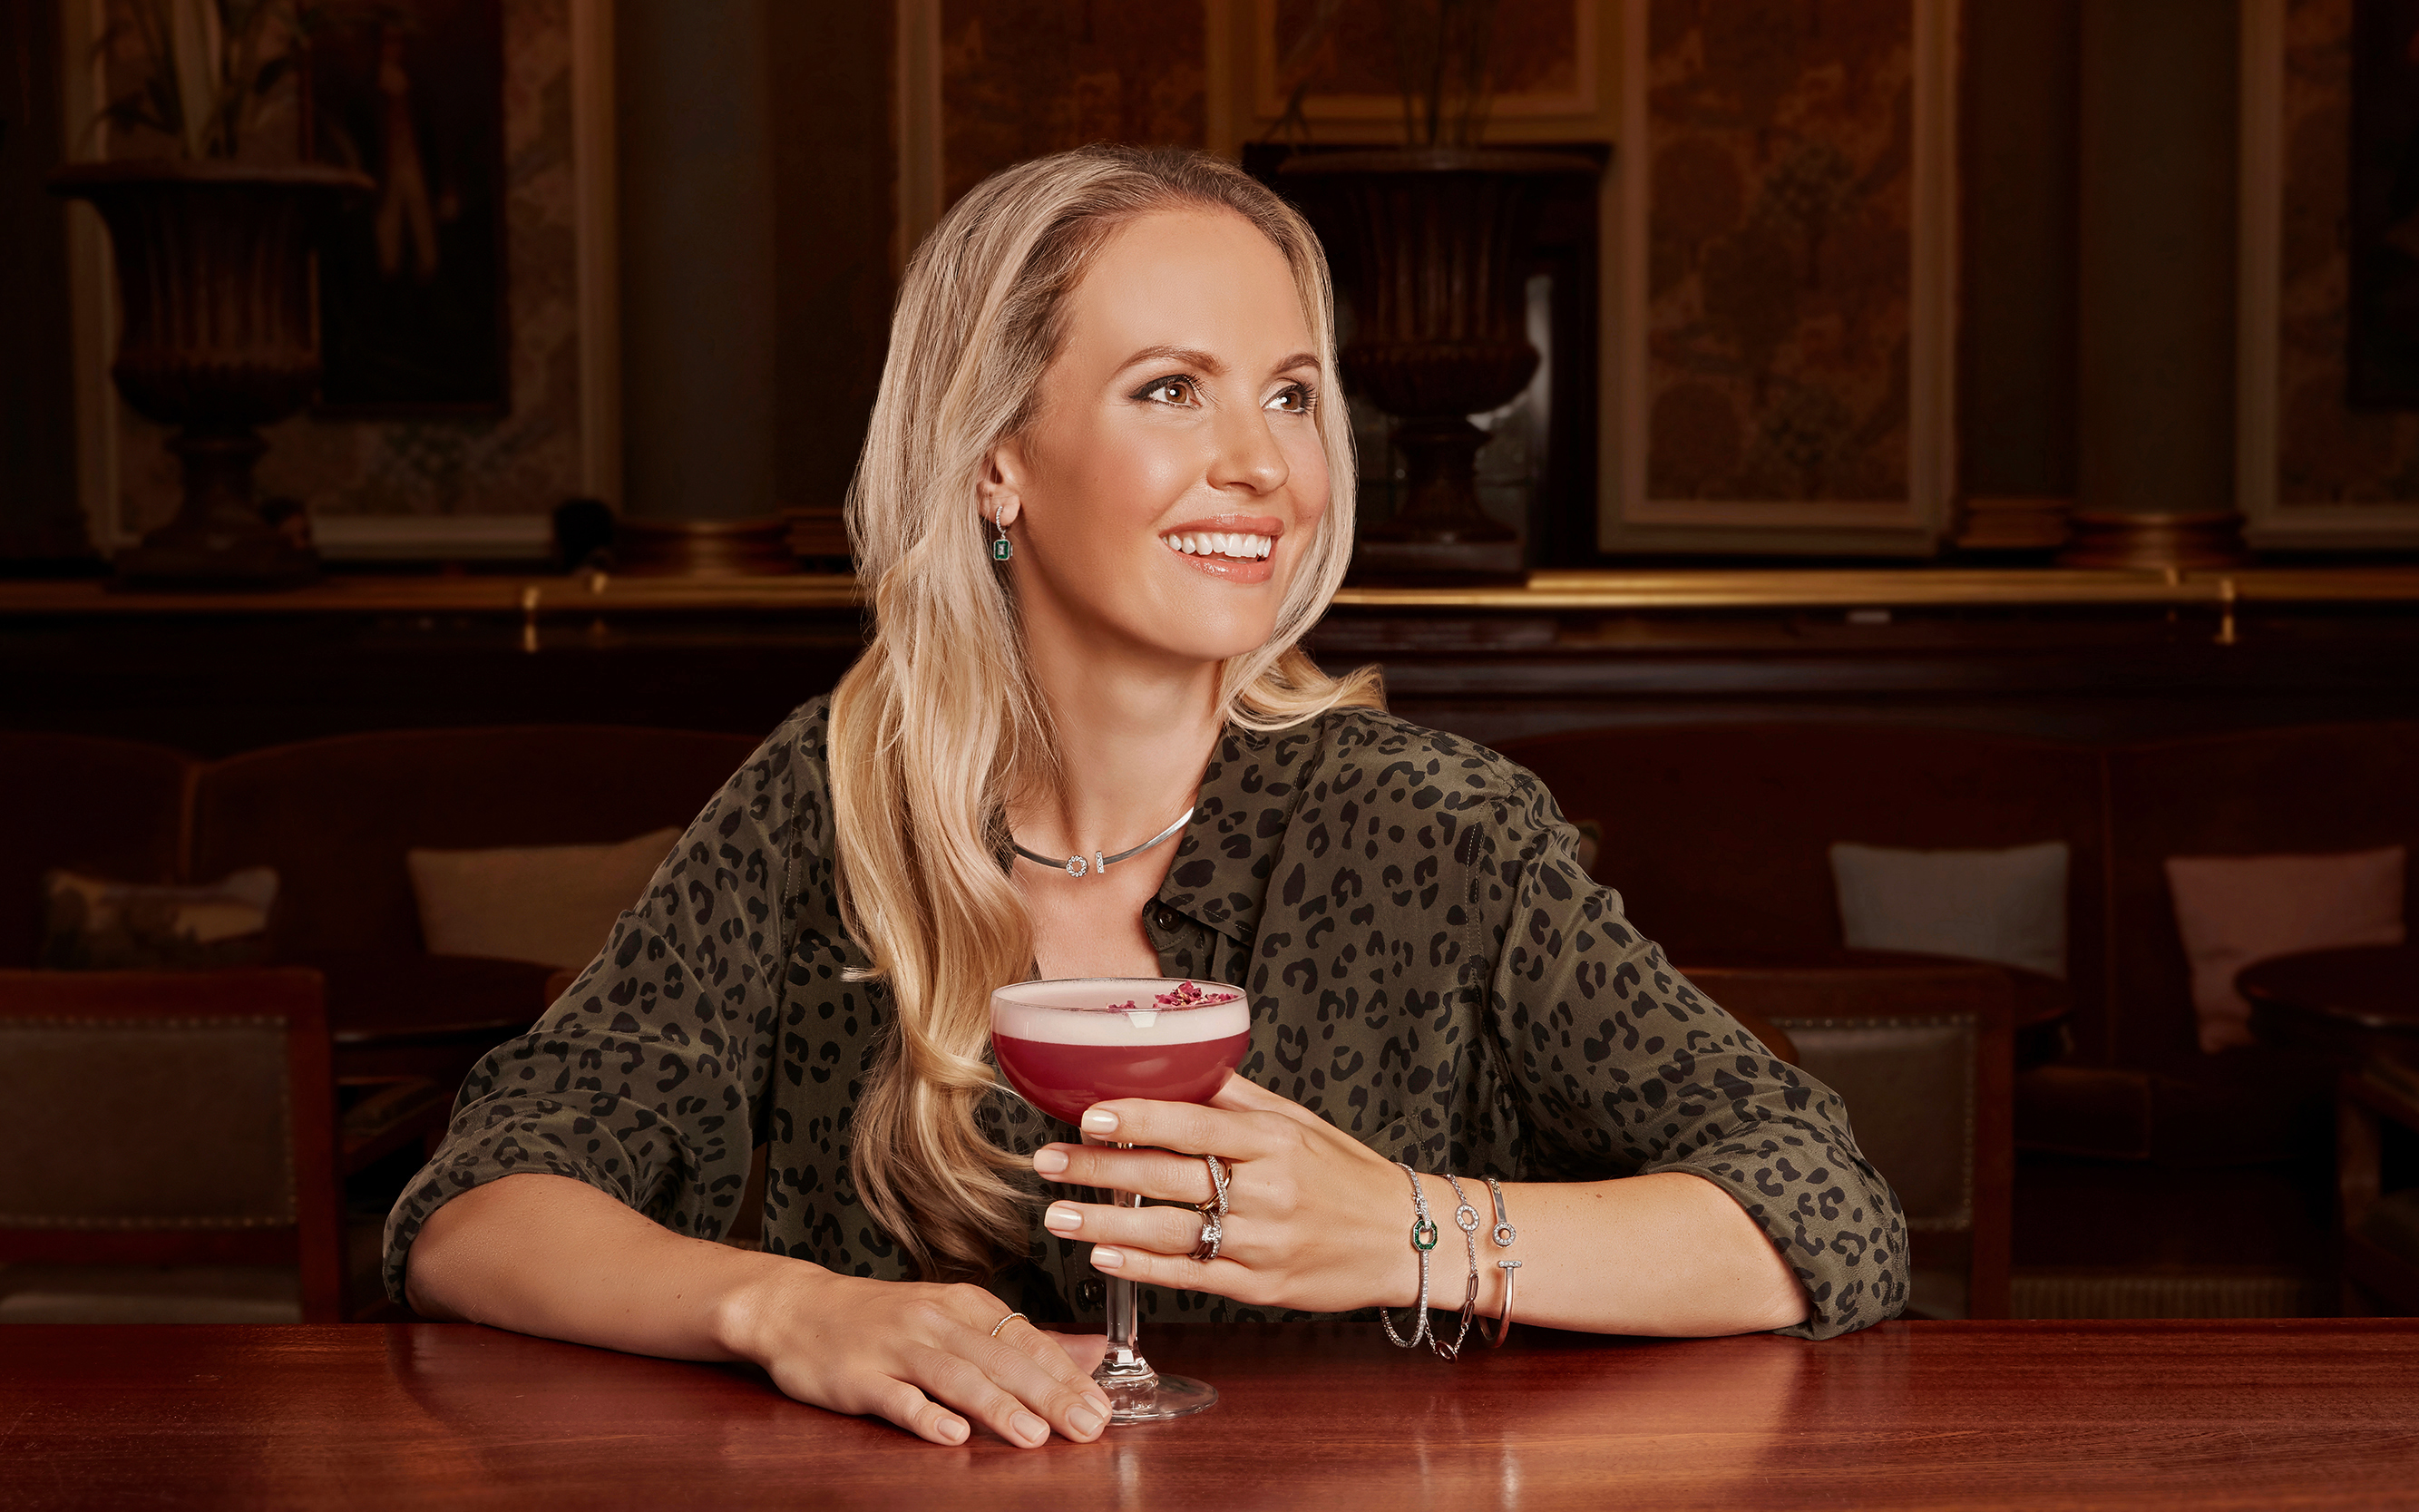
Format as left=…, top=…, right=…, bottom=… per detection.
left=1156, top=714, right=1327, bottom=947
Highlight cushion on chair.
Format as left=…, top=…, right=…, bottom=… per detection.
left=406, top=827, right=679, bottom=970
left=38, top=868, right=278, bottom=971
left=2163, top=846, right=2406, bottom=1053
left=0, top=733, right=193, bottom=970
left=1830, top=841, right=2069, bottom=980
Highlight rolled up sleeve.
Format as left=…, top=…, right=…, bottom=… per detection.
left=381, top=719, right=806, bottom=1303
left=1481, top=772, right=1909, bottom=1340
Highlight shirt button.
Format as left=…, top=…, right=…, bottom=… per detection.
left=1153, top=905, right=1181, bottom=932
left=1078, top=1277, right=1107, bottom=1310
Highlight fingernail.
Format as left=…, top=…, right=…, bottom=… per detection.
left=1043, top=1202, right=1082, bottom=1234
left=939, top=1416, right=969, bottom=1444
left=1080, top=1108, right=1118, bottom=1134
left=1013, top=1410, right=1049, bottom=1445
left=1068, top=1402, right=1106, bottom=1435
left=1091, top=1245, right=1125, bottom=1271
left=1033, top=1146, right=1068, bottom=1175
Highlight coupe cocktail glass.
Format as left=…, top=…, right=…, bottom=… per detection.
left=990, top=977, right=1250, bottom=1423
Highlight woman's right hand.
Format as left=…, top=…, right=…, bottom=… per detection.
left=717, top=1265, right=1112, bottom=1448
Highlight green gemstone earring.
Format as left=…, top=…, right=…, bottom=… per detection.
left=991, top=506, right=1013, bottom=561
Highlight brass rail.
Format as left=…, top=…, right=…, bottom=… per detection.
left=5, top=566, right=2418, bottom=618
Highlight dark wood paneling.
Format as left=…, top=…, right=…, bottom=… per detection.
left=1315, top=606, right=2419, bottom=746
left=10, top=602, right=2419, bottom=755
left=0, top=613, right=868, bottom=756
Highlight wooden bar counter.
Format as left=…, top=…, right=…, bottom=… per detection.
left=4, top=1320, right=2414, bottom=1508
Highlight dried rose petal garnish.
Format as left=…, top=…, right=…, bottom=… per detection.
left=1085, top=982, right=1239, bottom=1013
left=1153, top=980, right=1239, bottom=1008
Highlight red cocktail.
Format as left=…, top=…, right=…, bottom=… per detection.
left=990, top=977, right=1250, bottom=1423
left=991, top=984, right=1249, bottom=1121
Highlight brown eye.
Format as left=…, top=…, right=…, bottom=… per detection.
left=1140, top=377, right=1195, bottom=405
left=1269, top=385, right=1312, bottom=414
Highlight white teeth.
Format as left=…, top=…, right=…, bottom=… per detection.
left=1162, top=532, right=1276, bottom=560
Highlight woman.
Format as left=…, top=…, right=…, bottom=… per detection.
left=390, top=146, right=1907, bottom=1449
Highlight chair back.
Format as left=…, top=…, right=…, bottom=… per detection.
left=1679, top=958, right=2015, bottom=1320
left=0, top=969, right=342, bottom=1322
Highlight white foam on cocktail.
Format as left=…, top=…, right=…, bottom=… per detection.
left=990, top=979, right=1249, bottom=1046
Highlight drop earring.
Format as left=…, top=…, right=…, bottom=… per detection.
left=991, top=504, right=1013, bottom=561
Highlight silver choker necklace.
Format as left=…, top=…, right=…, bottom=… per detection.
left=1011, top=806, right=1194, bottom=879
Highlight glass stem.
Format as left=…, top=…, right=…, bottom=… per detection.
left=1095, top=1142, right=1156, bottom=1387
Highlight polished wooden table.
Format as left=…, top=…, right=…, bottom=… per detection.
left=2243, top=944, right=2419, bottom=1059
left=4, top=1321, right=2416, bottom=1509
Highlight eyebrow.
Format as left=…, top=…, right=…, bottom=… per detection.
left=1117, top=345, right=1322, bottom=379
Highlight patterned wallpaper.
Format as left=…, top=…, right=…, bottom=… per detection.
left=1642, top=0, right=1913, bottom=504
left=940, top=0, right=1208, bottom=208
left=1271, top=0, right=1584, bottom=103
left=2278, top=0, right=2419, bottom=507
left=112, top=0, right=584, bottom=534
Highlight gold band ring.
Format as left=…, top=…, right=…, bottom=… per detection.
left=1197, top=1152, right=1231, bottom=1216
left=990, top=1311, right=1029, bottom=1340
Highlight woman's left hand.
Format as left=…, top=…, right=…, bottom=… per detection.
left=1030, top=1074, right=1428, bottom=1313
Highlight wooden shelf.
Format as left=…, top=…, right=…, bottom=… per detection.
left=6, top=564, right=2419, bottom=619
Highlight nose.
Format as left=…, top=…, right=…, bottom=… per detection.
left=1207, top=401, right=1290, bottom=498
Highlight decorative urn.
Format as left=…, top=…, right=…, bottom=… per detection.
left=52, top=159, right=370, bottom=589
left=1280, top=148, right=1599, bottom=580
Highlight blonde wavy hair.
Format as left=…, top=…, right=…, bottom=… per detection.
left=828, top=145, right=1383, bottom=1282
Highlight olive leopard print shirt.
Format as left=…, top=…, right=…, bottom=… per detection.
left=385, top=698, right=1908, bottom=1340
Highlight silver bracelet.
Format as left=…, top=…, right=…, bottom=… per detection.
left=1484, top=1174, right=1519, bottom=1347
left=1431, top=1174, right=1483, bottom=1360
left=1378, top=1162, right=1437, bottom=1349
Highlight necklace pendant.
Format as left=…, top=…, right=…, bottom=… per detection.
left=1009, top=805, right=1195, bottom=882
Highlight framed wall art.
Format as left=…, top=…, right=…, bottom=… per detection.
left=308, top=0, right=510, bottom=416
left=2238, top=0, right=2419, bottom=547
left=59, top=0, right=621, bottom=560
left=1601, top=0, right=1959, bottom=556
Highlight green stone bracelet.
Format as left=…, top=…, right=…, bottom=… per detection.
left=1379, top=1162, right=1435, bottom=1349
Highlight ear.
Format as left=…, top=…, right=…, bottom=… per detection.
left=977, top=439, right=1026, bottom=530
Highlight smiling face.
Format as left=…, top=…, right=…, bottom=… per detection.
left=985, top=206, right=1331, bottom=675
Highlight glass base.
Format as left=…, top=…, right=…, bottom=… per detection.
left=1098, top=1371, right=1218, bottom=1424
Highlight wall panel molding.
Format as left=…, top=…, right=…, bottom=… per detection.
left=2237, top=0, right=2419, bottom=548
left=1602, top=0, right=1959, bottom=557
